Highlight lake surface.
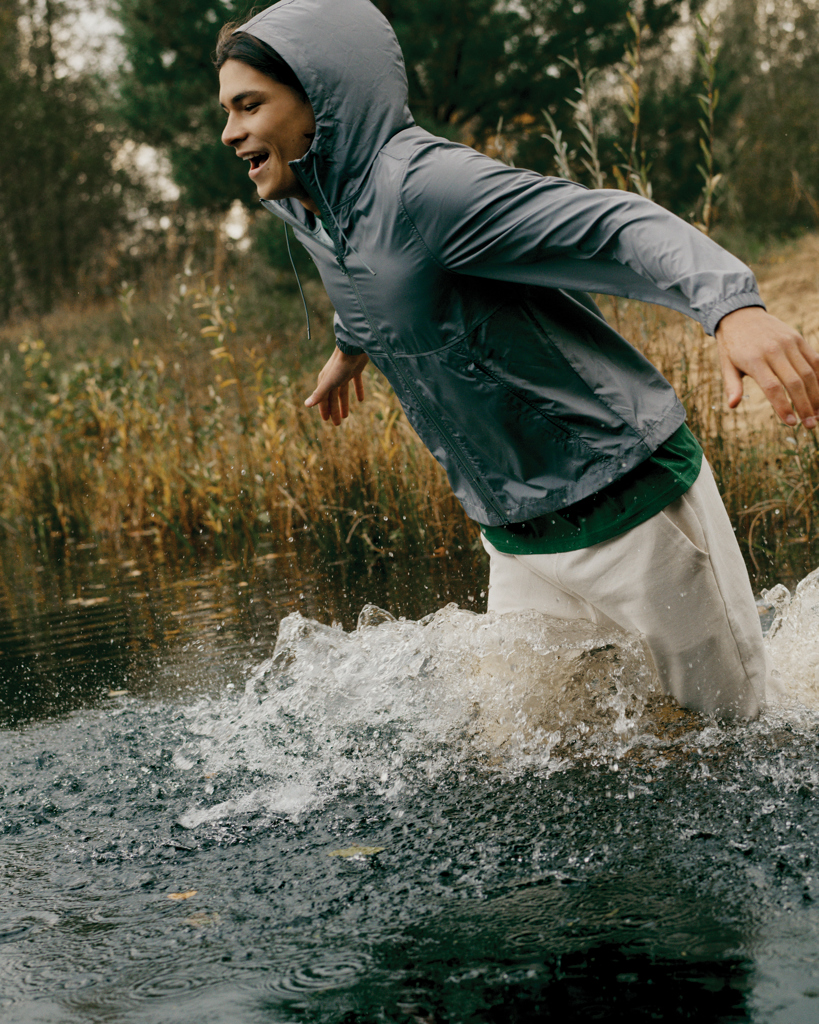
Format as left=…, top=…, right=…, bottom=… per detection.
left=2, top=534, right=819, bottom=1023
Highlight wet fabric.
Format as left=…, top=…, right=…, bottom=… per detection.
left=241, top=0, right=765, bottom=527
left=481, top=423, right=703, bottom=554
left=482, top=459, right=768, bottom=720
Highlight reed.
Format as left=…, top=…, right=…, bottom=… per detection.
left=605, top=295, right=819, bottom=588
left=0, top=251, right=816, bottom=588
left=0, top=276, right=475, bottom=565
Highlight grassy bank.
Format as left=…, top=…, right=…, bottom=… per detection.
left=0, top=264, right=474, bottom=567
left=0, top=243, right=817, bottom=588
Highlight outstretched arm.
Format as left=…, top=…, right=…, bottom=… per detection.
left=304, top=348, right=369, bottom=426
left=716, top=307, right=819, bottom=429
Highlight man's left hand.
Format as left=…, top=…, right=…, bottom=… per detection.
left=715, top=307, right=819, bottom=429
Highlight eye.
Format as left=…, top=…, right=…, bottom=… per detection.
left=245, top=102, right=261, bottom=112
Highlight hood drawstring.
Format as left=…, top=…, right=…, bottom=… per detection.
left=313, top=176, right=377, bottom=277
left=285, top=223, right=311, bottom=341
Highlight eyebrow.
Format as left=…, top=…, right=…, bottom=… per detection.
left=220, top=89, right=265, bottom=111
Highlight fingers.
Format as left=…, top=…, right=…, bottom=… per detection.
left=304, top=377, right=347, bottom=426
left=796, top=336, right=819, bottom=417
left=754, top=369, right=799, bottom=427
left=325, top=386, right=344, bottom=426
left=719, top=349, right=745, bottom=410
left=317, top=383, right=349, bottom=426
left=304, top=351, right=368, bottom=426
left=763, top=341, right=818, bottom=428
left=716, top=308, right=819, bottom=429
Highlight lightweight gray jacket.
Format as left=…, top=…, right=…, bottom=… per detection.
left=242, top=0, right=764, bottom=527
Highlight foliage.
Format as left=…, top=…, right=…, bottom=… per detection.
left=719, top=0, right=819, bottom=234
left=615, top=0, right=819, bottom=237
left=374, top=0, right=693, bottom=157
left=691, top=15, right=722, bottom=234
left=0, top=278, right=472, bottom=563
left=113, top=0, right=257, bottom=213
left=0, top=0, right=134, bottom=316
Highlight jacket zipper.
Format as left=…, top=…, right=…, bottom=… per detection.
left=292, top=169, right=506, bottom=521
left=347, top=265, right=506, bottom=522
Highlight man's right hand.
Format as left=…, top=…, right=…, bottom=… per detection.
left=304, top=348, right=369, bottom=426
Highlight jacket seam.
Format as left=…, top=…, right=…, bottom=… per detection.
left=517, top=298, right=648, bottom=459
left=469, top=357, right=606, bottom=462
left=396, top=160, right=450, bottom=273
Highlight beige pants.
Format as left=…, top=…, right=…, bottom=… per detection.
left=482, top=460, right=767, bottom=720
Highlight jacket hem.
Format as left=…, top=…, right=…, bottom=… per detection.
left=465, top=403, right=687, bottom=527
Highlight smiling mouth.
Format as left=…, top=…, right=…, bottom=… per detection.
left=244, top=151, right=269, bottom=172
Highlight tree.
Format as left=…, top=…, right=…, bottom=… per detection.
left=718, top=0, right=819, bottom=234
left=373, top=0, right=695, bottom=171
left=627, top=0, right=819, bottom=236
left=0, top=0, right=132, bottom=316
left=114, top=0, right=256, bottom=213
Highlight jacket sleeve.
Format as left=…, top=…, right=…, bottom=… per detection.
left=399, top=140, right=763, bottom=336
left=333, top=311, right=365, bottom=355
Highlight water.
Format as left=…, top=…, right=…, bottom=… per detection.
left=2, top=536, right=819, bottom=1023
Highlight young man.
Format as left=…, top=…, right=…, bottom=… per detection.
left=217, top=0, right=819, bottom=720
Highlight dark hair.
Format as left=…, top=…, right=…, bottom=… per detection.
left=214, top=23, right=309, bottom=103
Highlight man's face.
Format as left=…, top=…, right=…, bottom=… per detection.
left=219, top=60, right=316, bottom=203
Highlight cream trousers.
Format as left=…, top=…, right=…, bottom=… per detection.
left=482, top=460, right=767, bottom=720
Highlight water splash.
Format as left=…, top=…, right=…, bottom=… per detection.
left=175, top=603, right=659, bottom=826
left=763, top=566, right=819, bottom=710
left=175, top=568, right=819, bottom=827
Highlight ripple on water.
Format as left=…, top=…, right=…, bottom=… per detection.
left=234, top=948, right=373, bottom=1003
left=2, top=560, right=819, bottom=1023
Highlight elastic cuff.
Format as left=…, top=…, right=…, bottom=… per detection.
left=335, top=339, right=365, bottom=356
left=703, top=292, right=766, bottom=336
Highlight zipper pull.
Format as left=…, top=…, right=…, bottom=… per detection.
left=336, top=255, right=348, bottom=276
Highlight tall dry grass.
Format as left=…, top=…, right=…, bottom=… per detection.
left=606, top=291, right=819, bottom=587
left=0, top=277, right=474, bottom=564
left=0, top=251, right=817, bottom=587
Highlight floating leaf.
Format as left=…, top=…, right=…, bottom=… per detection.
left=328, top=845, right=385, bottom=858
left=168, top=890, right=198, bottom=900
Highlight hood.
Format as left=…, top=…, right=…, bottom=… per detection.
left=239, top=0, right=414, bottom=215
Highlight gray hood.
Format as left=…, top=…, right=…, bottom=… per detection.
left=239, top=0, right=414, bottom=213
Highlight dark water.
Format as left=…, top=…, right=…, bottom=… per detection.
left=2, top=535, right=819, bottom=1023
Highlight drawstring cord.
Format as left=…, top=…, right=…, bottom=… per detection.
left=313, top=176, right=377, bottom=276
left=281, top=171, right=376, bottom=342
left=285, top=222, right=311, bottom=341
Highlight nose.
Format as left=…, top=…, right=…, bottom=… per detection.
left=221, top=111, right=245, bottom=148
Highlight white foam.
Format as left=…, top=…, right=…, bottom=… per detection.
left=763, top=566, right=819, bottom=711
left=174, top=567, right=819, bottom=826
left=175, top=603, right=658, bottom=825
